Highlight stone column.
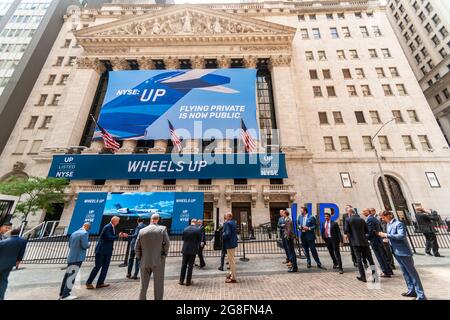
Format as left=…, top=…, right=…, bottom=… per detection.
left=149, top=139, right=168, bottom=153
left=118, top=140, right=137, bottom=154
left=243, top=55, right=258, bottom=69
left=269, top=55, right=303, bottom=148
left=191, top=56, right=205, bottom=69
left=437, top=112, right=450, bottom=145
left=137, top=56, right=154, bottom=70
left=217, top=56, right=231, bottom=68
left=111, top=57, right=130, bottom=70
left=164, top=56, right=179, bottom=70
left=50, top=57, right=105, bottom=148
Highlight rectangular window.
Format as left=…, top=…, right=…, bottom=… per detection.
left=418, top=135, right=432, bottom=150
left=392, top=110, right=404, bottom=123
left=40, top=116, right=52, bottom=129
left=363, top=136, right=374, bottom=150
left=339, top=136, right=351, bottom=151
left=67, top=57, right=77, bottom=66
left=55, top=57, right=64, bottom=66
left=342, top=69, right=352, bottom=79
left=330, top=27, right=339, bottom=39
left=305, top=51, right=314, bottom=61
left=312, top=28, right=321, bottom=39
left=349, top=49, right=359, bottom=59
left=333, top=111, right=344, bottom=124
left=309, top=69, right=318, bottom=79
left=443, top=89, right=450, bottom=100
left=26, top=116, right=38, bottom=129
left=389, top=67, right=400, bottom=77
left=435, top=94, right=443, bottom=104
left=326, top=13, right=334, bottom=20
left=381, top=48, right=391, bottom=58
left=369, top=49, right=378, bottom=58
left=355, top=111, right=366, bottom=123
left=59, top=74, right=69, bottom=85
left=46, top=75, right=56, bottom=85
left=402, top=135, right=415, bottom=150
left=361, top=85, right=372, bottom=96
left=347, top=85, right=357, bottom=97
left=318, top=112, right=329, bottom=124
left=313, top=86, right=323, bottom=97
left=50, top=94, right=61, bottom=106
left=300, top=28, right=309, bottom=39
left=407, top=110, right=420, bottom=123
left=323, top=136, right=335, bottom=151
left=376, top=67, right=386, bottom=78
left=378, top=136, right=391, bottom=150
left=370, top=110, right=381, bottom=124
left=372, top=26, right=382, bottom=37
left=342, top=27, right=351, bottom=37
left=326, top=86, right=336, bottom=97
left=337, top=50, right=346, bottom=60
left=360, top=26, right=369, bottom=37
left=322, top=69, right=332, bottom=79
left=440, top=27, right=449, bottom=38
left=36, top=94, right=47, bottom=106
left=63, top=39, right=71, bottom=48
left=13, top=140, right=27, bottom=155
left=396, top=84, right=408, bottom=95
left=28, top=140, right=43, bottom=155
left=383, top=84, right=393, bottom=96
left=355, top=68, right=365, bottom=79
left=318, top=51, right=327, bottom=61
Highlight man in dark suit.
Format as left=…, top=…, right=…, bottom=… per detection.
left=321, top=212, right=344, bottom=274
left=415, top=207, right=440, bottom=257
left=344, top=205, right=360, bottom=268
left=127, top=218, right=147, bottom=280
left=278, top=210, right=290, bottom=264
left=282, top=210, right=298, bottom=272
left=179, top=220, right=202, bottom=286
left=378, top=209, right=396, bottom=270
left=346, top=208, right=377, bottom=282
left=86, top=216, right=128, bottom=289
left=0, top=228, right=27, bottom=300
left=222, top=212, right=238, bottom=283
left=195, top=219, right=206, bottom=269
left=363, top=208, right=393, bottom=278
left=297, top=206, right=325, bottom=269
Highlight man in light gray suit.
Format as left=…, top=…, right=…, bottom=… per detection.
left=135, top=213, right=170, bottom=300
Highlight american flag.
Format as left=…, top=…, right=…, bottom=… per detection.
left=90, top=114, right=120, bottom=152
left=168, top=120, right=182, bottom=152
left=240, top=119, right=257, bottom=153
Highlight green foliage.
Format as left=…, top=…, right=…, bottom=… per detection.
left=0, top=177, right=69, bottom=222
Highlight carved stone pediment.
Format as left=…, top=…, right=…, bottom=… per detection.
left=75, top=5, right=296, bottom=48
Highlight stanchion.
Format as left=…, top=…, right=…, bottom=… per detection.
left=239, top=223, right=249, bottom=262
left=119, top=239, right=131, bottom=268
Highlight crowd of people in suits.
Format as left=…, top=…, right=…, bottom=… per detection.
left=277, top=205, right=430, bottom=300
left=0, top=203, right=442, bottom=301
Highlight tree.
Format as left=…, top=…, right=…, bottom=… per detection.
left=0, top=177, right=69, bottom=223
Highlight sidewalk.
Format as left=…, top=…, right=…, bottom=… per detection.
left=6, top=250, right=450, bottom=300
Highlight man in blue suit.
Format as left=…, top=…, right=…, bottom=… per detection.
left=126, top=218, right=147, bottom=280
left=86, top=216, right=128, bottom=289
left=179, top=219, right=202, bottom=286
left=297, top=206, right=325, bottom=269
left=0, top=228, right=27, bottom=300
left=222, top=212, right=238, bottom=283
left=59, top=222, right=91, bottom=300
left=362, top=208, right=393, bottom=278
left=379, top=211, right=426, bottom=300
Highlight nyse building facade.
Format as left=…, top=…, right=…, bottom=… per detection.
left=0, top=0, right=449, bottom=233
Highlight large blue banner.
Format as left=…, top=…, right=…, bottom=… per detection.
left=48, top=153, right=287, bottom=180
left=68, top=192, right=204, bottom=235
left=94, top=69, right=258, bottom=140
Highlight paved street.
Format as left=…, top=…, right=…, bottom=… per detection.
left=5, top=249, right=450, bottom=300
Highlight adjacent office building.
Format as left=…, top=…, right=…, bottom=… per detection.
left=386, top=0, right=450, bottom=145
left=0, top=0, right=449, bottom=232
left=0, top=0, right=111, bottom=155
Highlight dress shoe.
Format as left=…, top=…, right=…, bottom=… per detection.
left=178, top=281, right=184, bottom=286
left=131, top=276, right=139, bottom=280
left=380, top=273, right=391, bottom=278
left=415, top=297, right=427, bottom=300
left=333, top=265, right=338, bottom=269
left=126, top=274, right=131, bottom=279
left=339, top=269, right=344, bottom=274
left=287, top=268, right=298, bottom=273
left=225, top=278, right=237, bottom=283
left=434, top=253, right=442, bottom=257
left=186, top=281, right=193, bottom=286
left=226, top=273, right=232, bottom=279
left=85, top=284, right=95, bottom=290
left=401, top=292, right=417, bottom=297
left=425, top=253, right=433, bottom=256
left=317, top=265, right=326, bottom=270
left=307, top=264, right=311, bottom=268
left=282, top=260, right=290, bottom=264
left=96, top=283, right=110, bottom=289
left=356, top=276, right=367, bottom=283
left=353, top=263, right=358, bottom=268
left=218, top=267, right=224, bottom=271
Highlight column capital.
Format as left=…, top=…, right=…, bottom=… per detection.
left=269, top=55, right=291, bottom=68
left=111, top=57, right=130, bottom=70
left=164, top=56, right=179, bottom=69
left=191, top=56, right=205, bottom=69
left=76, top=57, right=105, bottom=74
left=243, top=55, right=258, bottom=69
left=217, top=55, right=231, bottom=68
left=137, top=56, right=155, bottom=70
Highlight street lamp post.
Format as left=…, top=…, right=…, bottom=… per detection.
left=371, top=118, right=400, bottom=220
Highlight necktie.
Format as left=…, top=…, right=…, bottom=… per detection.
left=325, top=222, right=329, bottom=238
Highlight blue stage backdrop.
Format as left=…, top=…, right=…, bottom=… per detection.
left=48, top=153, right=287, bottom=180
left=93, top=69, right=258, bottom=140
left=68, top=192, right=204, bottom=235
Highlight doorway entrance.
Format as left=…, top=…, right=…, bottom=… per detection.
left=269, top=202, right=289, bottom=230
left=377, top=175, right=409, bottom=222
left=232, top=202, right=252, bottom=236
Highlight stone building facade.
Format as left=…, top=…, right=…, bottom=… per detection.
left=0, top=0, right=449, bottom=232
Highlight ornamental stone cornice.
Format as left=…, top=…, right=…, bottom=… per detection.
left=191, top=56, right=205, bottom=69
left=269, top=54, right=292, bottom=68
left=74, top=5, right=295, bottom=52
left=111, top=57, right=131, bottom=70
